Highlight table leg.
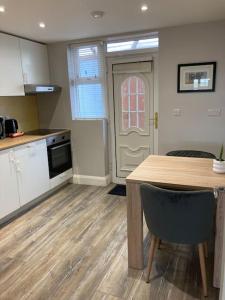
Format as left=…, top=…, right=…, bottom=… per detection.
left=127, top=182, right=144, bottom=269
left=214, top=188, right=225, bottom=288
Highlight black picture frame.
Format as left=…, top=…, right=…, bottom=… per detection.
left=177, top=62, right=216, bottom=93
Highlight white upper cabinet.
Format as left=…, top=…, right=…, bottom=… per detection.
left=0, top=33, right=50, bottom=96
left=20, top=39, right=50, bottom=85
left=0, top=33, right=25, bottom=96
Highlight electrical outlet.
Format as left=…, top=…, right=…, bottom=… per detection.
left=172, top=108, right=181, bottom=116
left=208, top=108, right=222, bottom=117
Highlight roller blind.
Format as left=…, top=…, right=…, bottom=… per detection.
left=69, top=43, right=106, bottom=119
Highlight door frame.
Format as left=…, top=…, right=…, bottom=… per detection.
left=107, top=53, right=159, bottom=184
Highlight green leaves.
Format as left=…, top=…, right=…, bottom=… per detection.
left=219, top=144, right=224, bottom=161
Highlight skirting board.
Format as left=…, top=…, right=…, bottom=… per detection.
left=73, top=174, right=111, bottom=186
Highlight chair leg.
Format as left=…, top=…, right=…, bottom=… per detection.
left=204, top=242, right=208, bottom=258
left=198, top=243, right=208, bottom=297
left=145, top=235, right=157, bottom=283
left=156, top=239, right=161, bottom=249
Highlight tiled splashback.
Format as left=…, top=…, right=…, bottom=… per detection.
left=0, top=96, right=39, bottom=132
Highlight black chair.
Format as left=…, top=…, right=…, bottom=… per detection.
left=140, top=183, right=215, bottom=297
left=166, top=150, right=216, bottom=159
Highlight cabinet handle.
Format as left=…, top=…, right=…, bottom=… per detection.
left=23, top=73, right=28, bottom=84
left=9, top=151, right=15, bottom=164
left=15, top=160, right=21, bottom=173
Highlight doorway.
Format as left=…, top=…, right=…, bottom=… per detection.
left=108, top=55, right=158, bottom=183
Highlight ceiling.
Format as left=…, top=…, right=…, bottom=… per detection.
left=0, top=0, right=224, bottom=43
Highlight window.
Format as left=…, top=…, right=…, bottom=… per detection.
left=121, top=76, right=145, bottom=130
left=107, top=37, right=158, bottom=53
left=69, top=43, right=106, bottom=119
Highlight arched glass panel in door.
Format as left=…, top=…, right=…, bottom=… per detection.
left=121, top=76, right=145, bottom=131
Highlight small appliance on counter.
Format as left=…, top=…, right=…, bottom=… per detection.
left=0, top=116, right=6, bottom=139
left=5, top=118, right=24, bottom=138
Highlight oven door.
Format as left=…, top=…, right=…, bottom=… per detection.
left=48, top=141, right=72, bottom=179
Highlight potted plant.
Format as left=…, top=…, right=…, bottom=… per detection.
left=213, top=144, right=225, bottom=173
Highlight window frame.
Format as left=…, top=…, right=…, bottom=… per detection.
left=68, top=43, right=107, bottom=120
left=107, top=38, right=159, bottom=53
left=105, top=33, right=159, bottom=57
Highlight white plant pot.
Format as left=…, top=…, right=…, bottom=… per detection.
left=213, top=159, right=225, bottom=174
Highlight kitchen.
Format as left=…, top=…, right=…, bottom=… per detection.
left=0, top=35, right=73, bottom=223
left=0, top=1, right=225, bottom=300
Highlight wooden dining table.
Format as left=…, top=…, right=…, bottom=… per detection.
left=126, top=155, right=225, bottom=289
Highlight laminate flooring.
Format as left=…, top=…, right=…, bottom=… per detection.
left=0, top=184, right=219, bottom=300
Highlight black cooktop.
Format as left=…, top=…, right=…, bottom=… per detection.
left=25, top=129, right=65, bottom=136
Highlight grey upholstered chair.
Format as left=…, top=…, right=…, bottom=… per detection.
left=166, top=150, right=216, bottom=159
left=140, top=183, right=215, bottom=297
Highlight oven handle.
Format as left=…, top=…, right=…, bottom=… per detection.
left=48, top=141, right=71, bottom=151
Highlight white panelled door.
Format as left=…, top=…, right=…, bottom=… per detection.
left=113, top=61, right=154, bottom=178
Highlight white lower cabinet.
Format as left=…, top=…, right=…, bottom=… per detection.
left=0, top=149, right=20, bottom=219
left=14, top=139, right=50, bottom=206
left=0, top=139, right=50, bottom=220
left=0, top=138, right=73, bottom=221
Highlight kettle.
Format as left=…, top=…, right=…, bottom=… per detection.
left=0, top=116, right=6, bottom=139
left=5, top=119, right=18, bottom=136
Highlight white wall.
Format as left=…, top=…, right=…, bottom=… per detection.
left=72, top=120, right=108, bottom=177
left=37, top=43, right=109, bottom=178
left=158, top=21, right=225, bottom=156
left=37, top=20, right=225, bottom=179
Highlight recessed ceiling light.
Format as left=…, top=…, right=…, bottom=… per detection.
left=39, top=22, right=46, bottom=28
left=91, top=11, right=105, bottom=19
left=141, top=4, right=148, bottom=12
left=0, top=6, right=5, bottom=13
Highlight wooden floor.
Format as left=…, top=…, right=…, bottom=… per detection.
left=0, top=183, right=219, bottom=300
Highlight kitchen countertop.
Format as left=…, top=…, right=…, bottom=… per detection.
left=0, top=129, right=70, bottom=151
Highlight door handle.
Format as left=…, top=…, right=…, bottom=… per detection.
left=150, top=112, right=158, bottom=129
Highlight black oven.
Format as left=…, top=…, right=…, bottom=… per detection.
left=47, top=132, right=72, bottom=179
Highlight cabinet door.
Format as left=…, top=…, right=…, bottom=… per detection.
left=0, top=33, right=25, bottom=96
left=0, top=149, right=20, bottom=219
left=14, top=140, right=50, bottom=206
left=20, top=39, right=50, bottom=84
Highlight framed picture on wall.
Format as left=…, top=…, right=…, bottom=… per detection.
left=177, top=62, right=216, bottom=93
